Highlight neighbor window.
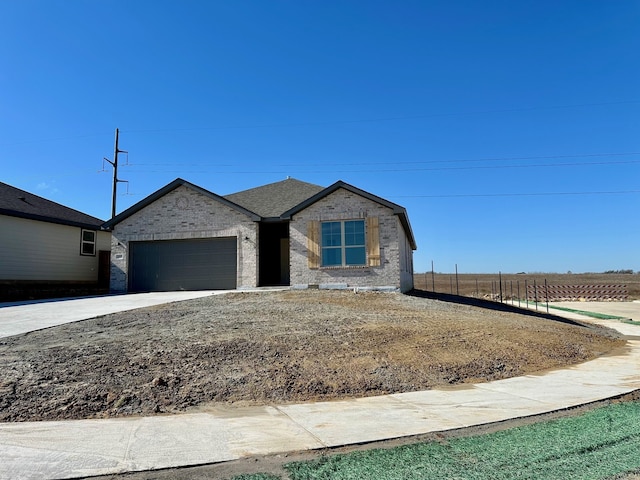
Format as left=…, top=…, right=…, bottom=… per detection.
left=81, top=229, right=96, bottom=256
left=321, top=220, right=366, bottom=267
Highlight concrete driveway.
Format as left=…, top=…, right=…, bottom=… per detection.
left=0, top=291, right=223, bottom=339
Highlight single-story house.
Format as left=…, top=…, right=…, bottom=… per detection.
left=0, top=182, right=111, bottom=300
left=103, top=177, right=417, bottom=293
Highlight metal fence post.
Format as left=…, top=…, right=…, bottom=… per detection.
left=545, top=278, right=549, bottom=314
left=431, top=260, right=435, bottom=292
left=455, top=264, right=459, bottom=296
left=510, top=281, right=513, bottom=305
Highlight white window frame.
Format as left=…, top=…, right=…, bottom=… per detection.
left=80, top=229, right=96, bottom=256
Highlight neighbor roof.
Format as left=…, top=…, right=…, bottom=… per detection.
left=224, top=178, right=324, bottom=218
left=0, top=181, right=104, bottom=229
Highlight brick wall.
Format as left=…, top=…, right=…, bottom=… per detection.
left=289, top=188, right=414, bottom=292
left=110, top=185, right=258, bottom=292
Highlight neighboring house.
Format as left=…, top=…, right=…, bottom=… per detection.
left=103, top=177, right=417, bottom=293
left=0, top=182, right=111, bottom=300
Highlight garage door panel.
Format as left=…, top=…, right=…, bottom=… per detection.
left=129, top=238, right=237, bottom=292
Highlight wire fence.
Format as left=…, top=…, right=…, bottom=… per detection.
left=414, top=267, right=632, bottom=310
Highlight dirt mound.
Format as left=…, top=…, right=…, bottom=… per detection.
left=0, top=290, right=625, bottom=422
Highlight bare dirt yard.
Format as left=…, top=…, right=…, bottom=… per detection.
left=0, top=290, right=626, bottom=423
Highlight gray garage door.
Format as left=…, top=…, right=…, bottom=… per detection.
left=129, top=237, right=237, bottom=292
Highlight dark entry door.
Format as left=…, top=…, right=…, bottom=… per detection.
left=129, top=237, right=237, bottom=292
left=98, top=250, right=111, bottom=288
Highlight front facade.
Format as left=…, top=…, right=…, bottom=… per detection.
left=104, top=178, right=416, bottom=294
left=286, top=184, right=415, bottom=292
left=107, top=183, right=259, bottom=292
left=0, top=182, right=111, bottom=300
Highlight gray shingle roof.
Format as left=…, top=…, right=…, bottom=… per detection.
left=0, top=182, right=104, bottom=229
left=224, top=178, right=325, bottom=218
left=102, top=177, right=416, bottom=250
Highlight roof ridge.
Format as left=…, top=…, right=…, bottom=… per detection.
left=223, top=178, right=325, bottom=218
left=0, top=181, right=105, bottom=227
left=224, top=177, right=323, bottom=197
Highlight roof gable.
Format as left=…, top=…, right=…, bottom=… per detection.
left=102, top=178, right=260, bottom=228
left=224, top=178, right=324, bottom=218
left=282, top=180, right=417, bottom=250
left=0, top=182, right=104, bottom=229
left=101, top=177, right=416, bottom=250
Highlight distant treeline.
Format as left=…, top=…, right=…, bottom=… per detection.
left=602, top=269, right=636, bottom=274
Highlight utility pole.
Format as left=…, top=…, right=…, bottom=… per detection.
left=104, top=128, right=128, bottom=219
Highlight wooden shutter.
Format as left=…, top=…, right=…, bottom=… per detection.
left=366, top=217, right=381, bottom=267
left=307, top=220, right=320, bottom=269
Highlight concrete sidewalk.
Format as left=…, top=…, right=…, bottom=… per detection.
left=1, top=303, right=639, bottom=479
left=551, top=300, right=639, bottom=321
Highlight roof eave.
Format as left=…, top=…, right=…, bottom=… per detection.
left=102, top=178, right=261, bottom=229
left=281, top=180, right=417, bottom=250
left=1, top=209, right=104, bottom=230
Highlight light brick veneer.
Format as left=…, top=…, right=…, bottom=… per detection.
left=110, top=185, right=258, bottom=292
left=289, top=188, right=414, bottom=292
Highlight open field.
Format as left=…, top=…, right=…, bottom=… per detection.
left=414, top=272, right=640, bottom=300
left=0, top=290, right=624, bottom=422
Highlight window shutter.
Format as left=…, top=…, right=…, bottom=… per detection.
left=307, top=220, right=320, bottom=269
left=367, top=217, right=381, bottom=267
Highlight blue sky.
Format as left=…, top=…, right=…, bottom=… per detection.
left=2, top=1, right=638, bottom=274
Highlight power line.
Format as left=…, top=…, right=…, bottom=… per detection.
left=391, top=190, right=640, bottom=199
left=121, top=100, right=640, bottom=134
left=129, top=152, right=640, bottom=168
left=127, top=159, right=640, bottom=175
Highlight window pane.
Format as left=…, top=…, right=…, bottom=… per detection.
left=344, top=220, right=365, bottom=246
left=83, top=230, right=96, bottom=242
left=321, top=222, right=342, bottom=247
left=82, top=243, right=95, bottom=255
left=345, top=246, right=366, bottom=265
left=322, top=247, right=342, bottom=266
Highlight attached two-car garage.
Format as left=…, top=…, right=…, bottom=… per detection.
left=128, top=237, right=237, bottom=292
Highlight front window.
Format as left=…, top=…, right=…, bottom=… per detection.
left=321, top=220, right=365, bottom=267
left=81, top=229, right=96, bottom=256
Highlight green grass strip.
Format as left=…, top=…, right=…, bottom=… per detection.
left=282, top=401, right=640, bottom=480
left=542, top=303, right=627, bottom=320
left=621, top=319, right=640, bottom=326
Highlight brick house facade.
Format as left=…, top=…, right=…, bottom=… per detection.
left=287, top=187, right=415, bottom=292
left=103, top=178, right=416, bottom=293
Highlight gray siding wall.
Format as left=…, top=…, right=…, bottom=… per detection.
left=0, top=215, right=111, bottom=281
left=398, top=219, right=415, bottom=292
left=109, top=185, right=258, bottom=292
left=289, top=188, right=414, bottom=292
